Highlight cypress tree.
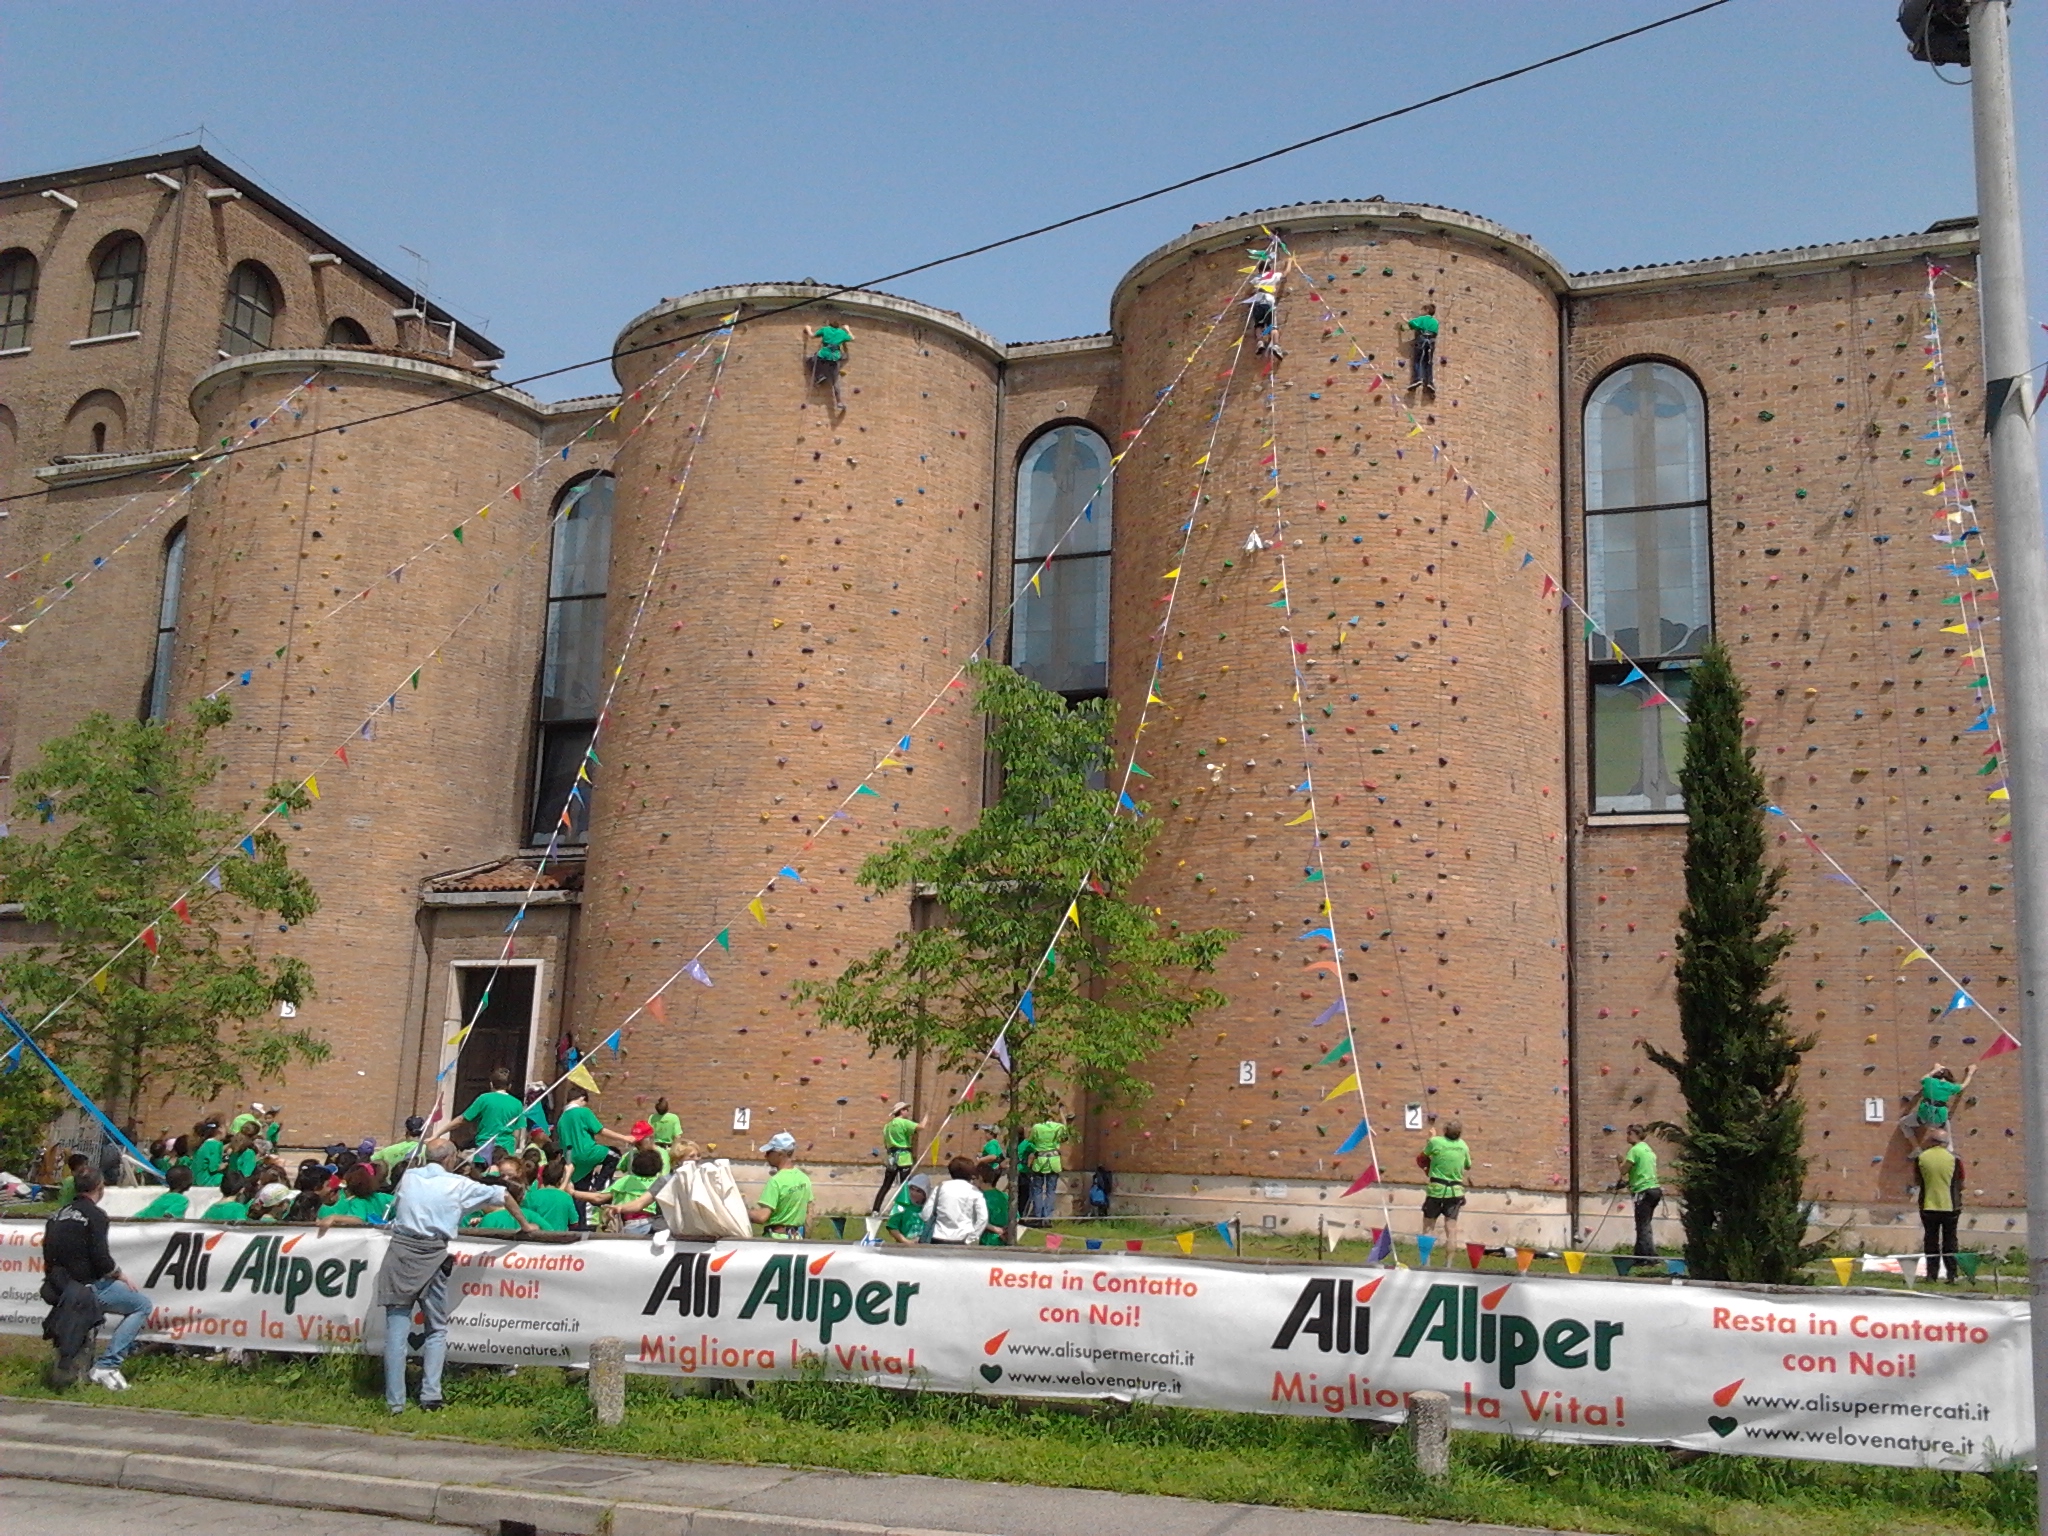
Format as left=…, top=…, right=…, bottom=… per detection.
left=1643, top=640, right=1819, bottom=1283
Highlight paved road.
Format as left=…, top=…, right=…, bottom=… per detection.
left=8, top=1477, right=446, bottom=1535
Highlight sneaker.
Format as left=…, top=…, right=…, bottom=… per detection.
left=388, top=1403, right=408, bottom=1416
left=87, top=1366, right=129, bottom=1391
left=418, top=1399, right=445, bottom=1412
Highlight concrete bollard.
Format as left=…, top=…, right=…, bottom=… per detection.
left=589, top=1336, right=627, bottom=1427
left=1407, top=1389, right=1450, bottom=1480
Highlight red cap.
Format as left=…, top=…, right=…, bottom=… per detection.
left=631, top=1119, right=654, bottom=1140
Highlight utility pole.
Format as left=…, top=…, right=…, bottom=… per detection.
left=1909, top=0, right=2048, bottom=1513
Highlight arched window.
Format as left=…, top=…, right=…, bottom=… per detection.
left=219, top=261, right=279, bottom=355
left=88, top=235, right=145, bottom=336
left=324, top=316, right=371, bottom=347
left=146, top=523, right=187, bottom=721
left=0, top=250, right=36, bottom=350
left=530, top=473, right=613, bottom=844
left=1583, top=361, right=1710, bottom=814
left=1010, top=424, right=1112, bottom=697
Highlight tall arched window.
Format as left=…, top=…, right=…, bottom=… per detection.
left=0, top=250, right=37, bottom=350
left=1011, top=424, right=1112, bottom=698
left=530, top=473, right=613, bottom=844
left=88, top=235, right=145, bottom=336
left=146, top=523, right=187, bottom=721
left=220, top=261, right=279, bottom=355
left=1584, top=361, right=1710, bottom=814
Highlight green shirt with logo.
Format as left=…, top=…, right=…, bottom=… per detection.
left=1424, top=1136, right=1471, bottom=1200
left=759, top=1166, right=813, bottom=1231
left=883, top=1116, right=919, bottom=1168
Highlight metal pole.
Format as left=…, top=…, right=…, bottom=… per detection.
left=1964, top=2, right=2048, bottom=1513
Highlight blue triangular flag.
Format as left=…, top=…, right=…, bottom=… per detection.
left=602, top=1029, right=622, bottom=1052
left=1416, top=1234, right=1437, bottom=1267
left=1336, top=1120, right=1370, bottom=1155
left=1216, top=1222, right=1235, bottom=1250
left=239, top=836, right=256, bottom=857
left=1018, top=992, right=1035, bottom=1023
left=1664, top=1257, right=1687, bottom=1276
left=1085, top=1238, right=1102, bottom=1250
left=1620, top=665, right=1646, bottom=686
left=3, top=1040, right=20, bottom=1075
left=778, top=866, right=801, bottom=880
left=1302, top=927, right=1334, bottom=941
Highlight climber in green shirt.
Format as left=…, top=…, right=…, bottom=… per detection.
left=871, top=1101, right=924, bottom=1214
left=1914, top=1062, right=1975, bottom=1144
left=1407, top=304, right=1439, bottom=393
left=809, top=323, right=852, bottom=409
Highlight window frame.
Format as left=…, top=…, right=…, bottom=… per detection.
left=1008, top=420, right=1114, bottom=702
left=219, top=261, right=280, bottom=355
left=0, top=249, right=36, bottom=350
left=145, top=522, right=188, bottom=722
left=1581, top=358, right=1713, bottom=817
left=324, top=316, right=372, bottom=347
left=528, top=472, right=614, bottom=846
left=87, top=234, right=146, bottom=338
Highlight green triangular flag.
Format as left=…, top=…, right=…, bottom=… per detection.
left=1128, top=764, right=1153, bottom=778
left=452, top=526, right=465, bottom=544
left=409, top=670, right=420, bottom=690
left=1958, top=1251, right=1981, bottom=1279
left=1483, top=510, right=1497, bottom=530
left=1319, top=1038, right=1353, bottom=1065
left=715, top=929, right=730, bottom=951
left=1858, top=911, right=1889, bottom=923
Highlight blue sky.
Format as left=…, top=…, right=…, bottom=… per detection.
left=2, top=2, right=2040, bottom=401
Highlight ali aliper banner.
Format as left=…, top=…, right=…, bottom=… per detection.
left=0, top=1220, right=2027, bottom=1471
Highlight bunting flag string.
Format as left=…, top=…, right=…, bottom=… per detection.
left=584, top=265, right=1272, bottom=1110
left=0, top=373, right=321, bottom=646
left=1921, top=263, right=2011, bottom=837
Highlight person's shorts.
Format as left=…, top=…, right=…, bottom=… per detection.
left=1917, top=1102, right=1950, bottom=1126
left=1421, top=1195, right=1465, bottom=1221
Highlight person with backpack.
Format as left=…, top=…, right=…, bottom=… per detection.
left=43, top=1167, right=152, bottom=1390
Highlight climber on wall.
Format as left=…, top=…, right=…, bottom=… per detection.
left=1907, top=1060, right=1976, bottom=1147
left=807, top=321, right=852, bottom=409
left=1407, top=304, right=1438, bottom=393
left=1246, top=266, right=1283, bottom=358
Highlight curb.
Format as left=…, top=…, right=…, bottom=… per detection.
left=0, top=1436, right=988, bottom=1536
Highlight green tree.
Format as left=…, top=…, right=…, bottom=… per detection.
left=800, top=662, right=1232, bottom=1176
left=1644, top=640, right=1819, bottom=1283
left=0, top=697, right=323, bottom=1137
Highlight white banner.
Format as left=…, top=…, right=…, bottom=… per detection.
left=0, top=1220, right=2028, bottom=1471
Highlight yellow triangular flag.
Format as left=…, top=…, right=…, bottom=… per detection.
left=1562, top=1251, right=1585, bottom=1275
left=1261, top=487, right=1279, bottom=501
left=1146, top=691, right=1165, bottom=705
left=1971, top=568, right=1993, bottom=580
left=1029, top=571, right=1042, bottom=594
left=1830, top=1256, right=1853, bottom=1285
left=1989, top=787, right=2010, bottom=801
left=1942, top=622, right=1970, bottom=633
left=1174, top=1231, right=1195, bottom=1255
left=305, top=775, right=319, bottom=800
left=446, top=1023, right=471, bottom=1048
left=1270, top=581, right=1287, bottom=593
left=1162, top=568, right=1180, bottom=580
left=566, top=1060, right=601, bottom=1095
left=1900, top=946, right=1930, bottom=967
left=1285, top=808, right=1314, bottom=825
left=91, top=969, right=109, bottom=996
left=1193, top=454, right=1209, bottom=466
left=1323, top=1072, right=1361, bottom=1102
left=1065, top=901, right=1079, bottom=926
left=748, top=897, right=767, bottom=926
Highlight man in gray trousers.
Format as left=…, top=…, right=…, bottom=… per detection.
left=370, top=1136, right=532, bottom=1413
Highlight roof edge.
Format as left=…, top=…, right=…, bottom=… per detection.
left=1567, top=225, right=1981, bottom=296
left=191, top=349, right=547, bottom=423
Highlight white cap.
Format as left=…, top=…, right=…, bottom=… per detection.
left=760, top=1131, right=797, bottom=1154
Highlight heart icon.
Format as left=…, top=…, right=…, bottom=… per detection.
left=979, top=1364, right=1003, bottom=1384
left=1708, top=1416, right=1737, bottom=1438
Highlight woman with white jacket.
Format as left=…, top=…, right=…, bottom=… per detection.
left=926, top=1156, right=990, bottom=1245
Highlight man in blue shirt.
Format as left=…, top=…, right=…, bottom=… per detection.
left=367, top=1137, right=533, bottom=1414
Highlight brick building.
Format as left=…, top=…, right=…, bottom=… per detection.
left=0, top=150, right=2010, bottom=1245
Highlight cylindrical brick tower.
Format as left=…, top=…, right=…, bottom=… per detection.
left=180, top=350, right=550, bottom=1139
left=1098, top=205, right=1577, bottom=1204
left=569, top=286, right=1001, bottom=1162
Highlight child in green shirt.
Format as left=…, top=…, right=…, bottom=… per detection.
left=136, top=1166, right=194, bottom=1220
left=752, top=1132, right=813, bottom=1237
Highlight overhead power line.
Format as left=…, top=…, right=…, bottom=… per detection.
left=2, top=0, right=1737, bottom=508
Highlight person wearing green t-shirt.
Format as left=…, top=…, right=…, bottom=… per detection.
left=1915, top=1128, right=1961, bottom=1282
left=136, top=1166, right=194, bottom=1220
left=981, top=1131, right=1004, bottom=1163
left=1418, top=1119, right=1472, bottom=1261
left=1619, top=1125, right=1662, bottom=1259
left=1914, top=1062, right=1975, bottom=1145
left=650, top=1097, right=683, bottom=1147
left=870, top=1101, right=924, bottom=1214
left=751, top=1132, right=813, bottom=1237
left=808, top=323, right=852, bottom=408
left=976, top=1161, right=1009, bottom=1245
left=520, top=1161, right=580, bottom=1233
left=187, top=1120, right=225, bottom=1188
left=1407, top=304, right=1439, bottom=393
left=883, top=1180, right=927, bottom=1244
left=1025, top=1118, right=1068, bottom=1221
left=460, top=1067, right=525, bottom=1160
left=371, top=1116, right=427, bottom=1174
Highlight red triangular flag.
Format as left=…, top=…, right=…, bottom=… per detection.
left=1465, top=1242, right=1486, bottom=1270
left=171, top=897, right=190, bottom=925
left=1044, top=1232, right=1063, bottom=1251
left=1125, top=1238, right=1144, bottom=1252
left=1980, top=1029, right=2021, bottom=1060
left=141, top=925, right=159, bottom=955
left=1342, top=1164, right=1380, bottom=1196
left=510, top=483, right=522, bottom=500
left=647, top=993, right=668, bottom=1024
left=335, top=745, right=348, bottom=766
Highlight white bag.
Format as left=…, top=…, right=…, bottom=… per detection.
left=656, top=1159, right=752, bottom=1240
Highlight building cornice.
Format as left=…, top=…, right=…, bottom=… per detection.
left=1005, top=334, right=1119, bottom=361
left=614, top=284, right=1006, bottom=382
left=1566, top=224, right=1980, bottom=298
left=1111, top=201, right=1572, bottom=333
left=35, top=447, right=197, bottom=487
left=190, top=349, right=549, bottom=424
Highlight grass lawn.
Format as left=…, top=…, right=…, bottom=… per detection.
left=0, top=1335, right=2030, bottom=1535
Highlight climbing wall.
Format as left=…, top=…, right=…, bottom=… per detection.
left=1567, top=251, right=2021, bottom=1217
left=568, top=287, right=1001, bottom=1161
left=1096, top=214, right=1574, bottom=1195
